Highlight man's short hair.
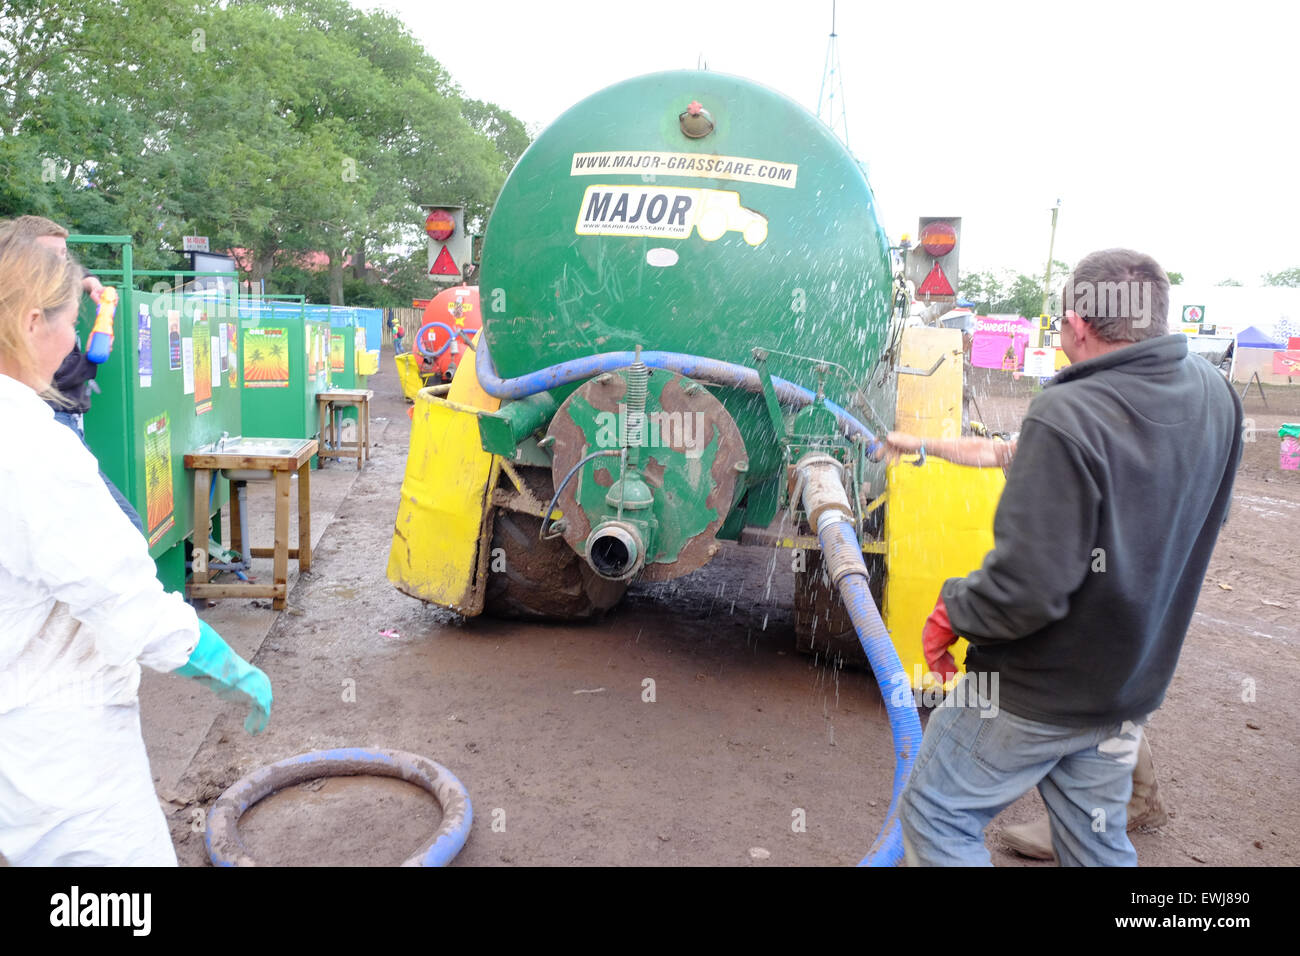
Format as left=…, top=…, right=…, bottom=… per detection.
left=0, top=215, right=70, bottom=241
left=1062, top=248, right=1169, bottom=343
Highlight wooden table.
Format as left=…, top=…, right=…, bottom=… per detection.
left=317, top=388, right=374, bottom=470
left=184, top=437, right=318, bottom=610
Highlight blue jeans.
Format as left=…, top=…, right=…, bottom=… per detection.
left=900, top=675, right=1145, bottom=866
left=53, top=411, right=146, bottom=535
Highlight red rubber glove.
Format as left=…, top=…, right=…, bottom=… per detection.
left=923, top=595, right=959, bottom=684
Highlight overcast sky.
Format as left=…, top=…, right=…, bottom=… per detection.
left=388, top=0, right=1297, bottom=286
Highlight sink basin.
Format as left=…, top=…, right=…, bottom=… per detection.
left=218, top=440, right=298, bottom=456
left=197, top=436, right=310, bottom=481
left=222, top=468, right=275, bottom=481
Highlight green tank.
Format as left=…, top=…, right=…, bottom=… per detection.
left=473, top=70, right=897, bottom=609
left=482, top=70, right=892, bottom=391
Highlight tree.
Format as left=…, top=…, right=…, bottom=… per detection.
left=461, top=99, right=531, bottom=175
left=959, top=259, right=1069, bottom=317
left=1, top=0, right=198, bottom=268
left=2, top=0, right=529, bottom=300
left=272, top=0, right=520, bottom=292
left=1216, top=278, right=1244, bottom=287
left=958, top=269, right=1009, bottom=314
left=1166, top=271, right=1183, bottom=285
left=1262, top=267, right=1300, bottom=288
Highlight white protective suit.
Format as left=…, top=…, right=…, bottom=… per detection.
left=0, top=373, right=198, bottom=865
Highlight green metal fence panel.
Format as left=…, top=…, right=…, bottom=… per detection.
left=70, top=236, right=241, bottom=593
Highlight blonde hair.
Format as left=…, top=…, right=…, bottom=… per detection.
left=0, top=215, right=70, bottom=241
left=0, top=229, right=84, bottom=390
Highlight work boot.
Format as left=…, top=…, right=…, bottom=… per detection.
left=1126, top=734, right=1168, bottom=828
left=1000, top=816, right=1056, bottom=861
left=1002, top=735, right=1169, bottom=861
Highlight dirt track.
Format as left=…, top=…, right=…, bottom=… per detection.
left=150, top=350, right=1300, bottom=866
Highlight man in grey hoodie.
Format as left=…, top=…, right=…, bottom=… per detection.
left=898, top=248, right=1243, bottom=866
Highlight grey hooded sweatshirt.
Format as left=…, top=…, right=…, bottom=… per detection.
left=942, top=334, right=1244, bottom=726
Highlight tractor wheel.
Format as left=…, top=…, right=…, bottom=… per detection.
left=482, top=507, right=627, bottom=622
left=793, top=548, right=884, bottom=667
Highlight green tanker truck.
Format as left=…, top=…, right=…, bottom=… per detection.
left=386, top=71, right=1005, bottom=863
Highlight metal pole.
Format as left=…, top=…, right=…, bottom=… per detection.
left=1041, top=199, right=1061, bottom=318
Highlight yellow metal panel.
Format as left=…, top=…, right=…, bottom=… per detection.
left=386, top=372, right=501, bottom=614
left=446, top=331, right=497, bottom=410
left=395, top=352, right=428, bottom=402
left=883, top=458, right=1005, bottom=689
left=894, top=327, right=964, bottom=439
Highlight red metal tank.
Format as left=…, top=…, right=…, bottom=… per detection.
left=415, top=285, right=481, bottom=382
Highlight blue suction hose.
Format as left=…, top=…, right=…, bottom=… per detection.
left=818, top=518, right=922, bottom=866
left=474, top=336, right=883, bottom=458
left=474, top=335, right=918, bottom=865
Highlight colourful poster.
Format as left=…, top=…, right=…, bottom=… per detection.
left=244, top=327, right=290, bottom=388
left=168, top=310, right=182, bottom=370
left=972, top=315, right=1034, bottom=370
left=194, top=316, right=212, bottom=413
left=144, top=413, right=175, bottom=547
left=227, top=323, right=238, bottom=387
left=330, top=332, right=345, bottom=372
left=137, top=305, right=152, bottom=387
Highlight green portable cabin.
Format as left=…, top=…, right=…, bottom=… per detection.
left=237, top=297, right=331, bottom=456
left=322, top=308, right=373, bottom=441
left=325, top=310, right=370, bottom=391
left=70, top=236, right=241, bottom=593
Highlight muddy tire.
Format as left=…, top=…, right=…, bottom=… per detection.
left=483, top=508, right=627, bottom=621
left=793, top=548, right=884, bottom=667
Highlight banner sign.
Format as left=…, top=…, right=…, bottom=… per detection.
left=972, top=315, right=1034, bottom=370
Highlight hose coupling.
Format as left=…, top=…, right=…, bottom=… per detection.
left=585, top=521, right=645, bottom=581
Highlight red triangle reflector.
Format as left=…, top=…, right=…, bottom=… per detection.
left=917, top=262, right=954, bottom=296
left=430, top=246, right=458, bottom=275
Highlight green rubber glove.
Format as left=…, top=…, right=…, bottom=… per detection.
left=175, top=620, right=273, bottom=734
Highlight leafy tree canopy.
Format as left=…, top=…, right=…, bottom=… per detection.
left=1, top=0, right=529, bottom=302
left=958, top=259, right=1070, bottom=317
left=1262, top=267, right=1300, bottom=288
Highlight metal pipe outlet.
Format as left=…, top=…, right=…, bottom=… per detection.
left=585, top=522, right=644, bottom=581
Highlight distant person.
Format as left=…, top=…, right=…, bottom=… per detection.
left=896, top=249, right=1242, bottom=866
left=387, top=313, right=406, bottom=352
left=0, top=235, right=272, bottom=865
left=0, top=216, right=142, bottom=533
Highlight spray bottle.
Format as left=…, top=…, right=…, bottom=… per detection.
left=85, top=286, right=119, bottom=364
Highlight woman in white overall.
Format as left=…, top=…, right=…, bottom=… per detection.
left=0, top=231, right=271, bottom=866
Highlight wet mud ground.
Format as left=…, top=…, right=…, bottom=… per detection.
left=146, top=351, right=1300, bottom=866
